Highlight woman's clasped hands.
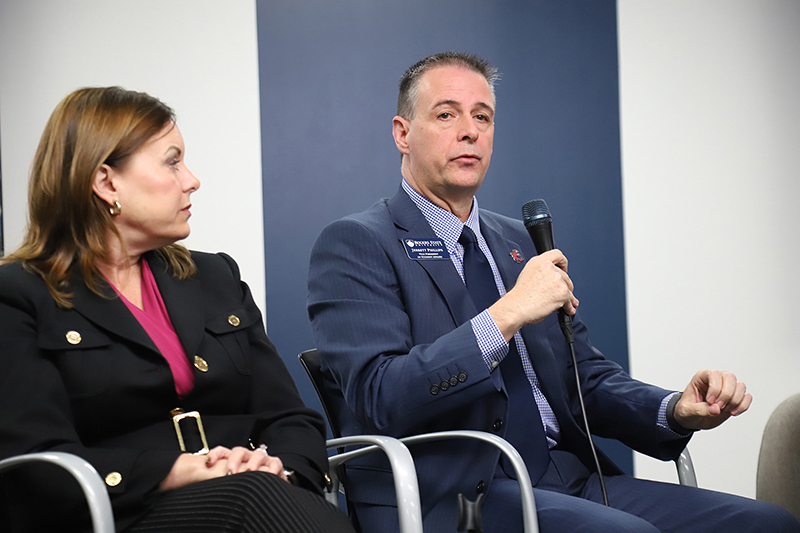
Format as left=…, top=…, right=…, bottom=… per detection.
left=160, top=445, right=287, bottom=491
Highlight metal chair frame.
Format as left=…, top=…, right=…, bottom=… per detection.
left=0, top=451, right=116, bottom=533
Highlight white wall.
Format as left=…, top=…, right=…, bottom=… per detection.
left=619, top=0, right=800, bottom=498
left=0, top=0, right=266, bottom=314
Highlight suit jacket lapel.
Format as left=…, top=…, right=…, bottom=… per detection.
left=146, top=251, right=205, bottom=358
left=479, top=215, right=526, bottom=297
left=387, top=188, right=476, bottom=326
left=69, top=264, right=157, bottom=353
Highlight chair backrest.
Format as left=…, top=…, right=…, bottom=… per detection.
left=298, top=349, right=343, bottom=440
left=299, top=348, right=368, bottom=444
left=299, top=348, right=374, bottom=455
left=756, top=392, right=800, bottom=521
left=299, top=349, right=370, bottom=529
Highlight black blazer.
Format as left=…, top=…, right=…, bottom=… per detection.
left=0, top=251, right=327, bottom=531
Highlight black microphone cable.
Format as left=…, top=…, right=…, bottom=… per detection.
left=522, top=198, right=609, bottom=507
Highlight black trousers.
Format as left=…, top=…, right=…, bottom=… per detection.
left=126, top=471, right=356, bottom=533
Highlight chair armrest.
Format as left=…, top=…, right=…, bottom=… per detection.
left=0, top=451, right=115, bottom=533
left=327, top=435, right=423, bottom=533
left=400, top=430, right=539, bottom=533
left=675, top=448, right=697, bottom=488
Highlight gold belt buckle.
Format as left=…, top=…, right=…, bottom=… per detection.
left=171, top=409, right=210, bottom=455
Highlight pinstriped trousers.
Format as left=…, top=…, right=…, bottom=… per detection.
left=126, top=471, right=356, bottom=533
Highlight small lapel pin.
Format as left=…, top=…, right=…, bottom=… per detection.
left=510, top=249, right=525, bottom=263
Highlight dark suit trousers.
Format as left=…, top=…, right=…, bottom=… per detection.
left=126, top=472, right=355, bottom=533
left=482, top=451, right=800, bottom=533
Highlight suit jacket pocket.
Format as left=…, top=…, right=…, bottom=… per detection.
left=204, top=307, right=257, bottom=375
left=37, top=325, right=113, bottom=399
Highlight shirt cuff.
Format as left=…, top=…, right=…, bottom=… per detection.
left=470, top=310, right=509, bottom=371
left=657, top=392, right=696, bottom=437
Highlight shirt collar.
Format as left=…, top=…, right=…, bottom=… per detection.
left=401, top=179, right=483, bottom=254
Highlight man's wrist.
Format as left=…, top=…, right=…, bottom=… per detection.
left=666, top=392, right=697, bottom=435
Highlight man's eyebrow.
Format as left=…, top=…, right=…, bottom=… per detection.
left=473, top=101, right=494, bottom=114
left=431, top=99, right=494, bottom=114
left=431, top=99, right=461, bottom=109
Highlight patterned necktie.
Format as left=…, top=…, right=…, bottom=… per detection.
left=459, top=226, right=551, bottom=482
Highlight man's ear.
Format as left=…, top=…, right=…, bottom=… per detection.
left=392, top=115, right=411, bottom=156
left=92, top=164, right=118, bottom=206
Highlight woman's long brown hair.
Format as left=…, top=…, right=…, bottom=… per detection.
left=2, top=87, right=195, bottom=307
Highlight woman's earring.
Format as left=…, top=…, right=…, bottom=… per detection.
left=109, top=201, right=122, bottom=217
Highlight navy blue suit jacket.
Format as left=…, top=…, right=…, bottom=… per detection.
left=308, top=187, right=689, bottom=531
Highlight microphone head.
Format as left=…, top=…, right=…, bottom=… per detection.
left=522, top=199, right=552, bottom=228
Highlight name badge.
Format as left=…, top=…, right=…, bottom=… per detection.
left=402, top=238, right=449, bottom=260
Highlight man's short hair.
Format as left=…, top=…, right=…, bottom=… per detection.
left=397, top=52, right=499, bottom=120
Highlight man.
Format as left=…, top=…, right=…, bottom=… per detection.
left=307, top=52, right=799, bottom=532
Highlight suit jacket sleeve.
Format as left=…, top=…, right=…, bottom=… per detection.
left=557, top=315, right=690, bottom=460
left=481, top=211, right=690, bottom=462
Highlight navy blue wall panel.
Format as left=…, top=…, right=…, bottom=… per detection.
left=257, top=0, right=631, bottom=473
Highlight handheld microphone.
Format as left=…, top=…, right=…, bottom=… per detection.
left=522, top=198, right=609, bottom=505
left=521, top=199, right=574, bottom=343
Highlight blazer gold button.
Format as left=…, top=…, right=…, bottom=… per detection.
left=65, top=331, right=82, bottom=345
left=227, top=315, right=240, bottom=327
left=194, top=356, right=209, bottom=372
left=105, top=472, right=122, bottom=487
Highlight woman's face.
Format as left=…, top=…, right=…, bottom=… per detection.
left=109, top=123, right=200, bottom=253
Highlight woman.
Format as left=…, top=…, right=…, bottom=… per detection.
left=0, top=87, right=355, bottom=533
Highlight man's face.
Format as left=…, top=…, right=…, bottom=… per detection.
left=394, top=65, right=495, bottom=211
